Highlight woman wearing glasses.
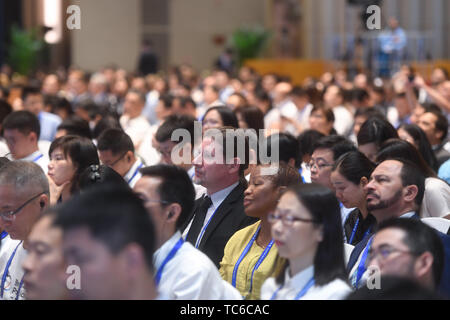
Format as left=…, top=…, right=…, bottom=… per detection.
left=219, top=163, right=300, bottom=300
left=261, top=183, right=352, bottom=300
left=47, top=135, right=99, bottom=204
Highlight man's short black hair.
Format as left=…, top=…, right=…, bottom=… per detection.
left=396, top=159, right=426, bottom=208
left=312, top=135, right=357, bottom=161
left=140, top=164, right=195, bottom=231
left=97, top=128, right=135, bottom=155
left=21, top=86, right=42, bottom=101
left=424, top=107, right=448, bottom=143
left=54, top=184, right=156, bottom=272
left=57, top=116, right=92, bottom=139
left=377, top=218, right=445, bottom=288
left=155, top=114, right=196, bottom=147
left=159, top=93, right=174, bottom=110
left=2, top=110, right=40, bottom=138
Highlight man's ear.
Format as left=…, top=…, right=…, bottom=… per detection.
left=435, top=129, right=444, bottom=142
left=404, top=185, right=419, bottom=203
left=28, top=131, right=38, bottom=143
left=122, top=243, right=146, bottom=277
left=126, top=151, right=134, bottom=163
left=39, top=194, right=49, bottom=211
left=414, top=252, right=434, bottom=280
left=166, top=203, right=181, bottom=222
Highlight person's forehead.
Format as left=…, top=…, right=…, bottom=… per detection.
left=420, top=112, right=437, bottom=124
left=373, top=160, right=403, bottom=177
left=4, top=128, right=26, bottom=138
left=134, top=176, right=162, bottom=197
left=373, top=228, right=407, bottom=248
left=29, top=216, right=61, bottom=244
left=312, top=148, right=334, bottom=160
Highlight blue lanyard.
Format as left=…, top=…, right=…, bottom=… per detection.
left=194, top=206, right=218, bottom=249
left=155, top=238, right=184, bottom=285
left=32, top=153, right=43, bottom=163
left=0, top=231, right=8, bottom=240
left=354, top=236, right=374, bottom=288
left=231, top=225, right=274, bottom=295
left=127, top=163, right=143, bottom=184
left=271, top=277, right=315, bottom=300
left=348, top=217, right=360, bottom=244
left=348, top=218, right=372, bottom=245
left=16, top=278, right=24, bottom=300
left=298, top=168, right=306, bottom=184
left=1, top=241, right=23, bottom=298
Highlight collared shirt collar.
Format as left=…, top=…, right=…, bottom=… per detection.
left=124, top=159, right=143, bottom=183
left=209, top=181, right=239, bottom=211
left=187, top=166, right=195, bottom=180
left=19, top=150, right=42, bottom=162
left=153, top=231, right=183, bottom=270
left=285, top=265, right=314, bottom=290
left=400, top=211, right=416, bottom=218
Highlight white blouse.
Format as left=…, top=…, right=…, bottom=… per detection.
left=261, top=266, right=352, bottom=300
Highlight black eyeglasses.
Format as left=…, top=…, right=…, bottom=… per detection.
left=0, top=192, right=45, bottom=222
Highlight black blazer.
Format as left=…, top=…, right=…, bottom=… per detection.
left=183, top=182, right=258, bottom=268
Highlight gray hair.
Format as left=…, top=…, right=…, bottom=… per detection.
left=0, top=161, right=49, bottom=195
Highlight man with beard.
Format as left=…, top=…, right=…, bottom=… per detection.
left=347, top=159, right=425, bottom=288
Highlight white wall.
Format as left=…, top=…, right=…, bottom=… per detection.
left=70, top=0, right=140, bottom=72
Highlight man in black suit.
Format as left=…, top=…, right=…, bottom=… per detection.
left=347, top=159, right=425, bottom=288
left=183, top=127, right=257, bottom=268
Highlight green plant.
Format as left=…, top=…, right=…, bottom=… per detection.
left=231, top=26, right=271, bottom=67
left=7, top=25, right=44, bottom=76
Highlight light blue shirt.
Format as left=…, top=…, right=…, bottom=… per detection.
left=379, top=27, right=407, bottom=53
left=38, top=112, right=62, bottom=142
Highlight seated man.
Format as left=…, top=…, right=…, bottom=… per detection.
left=0, top=161, right=50, bottom=300
left=97, top=128, right=144, bottom=188
left=367, top=218, right=444, bottom=293
left=154, top=114, right=206, bottom=199
left=134, top=164, right=241, bottom=299
left=2, top=111, right=49, bottom=173
left=22, top=210, right=69, bottom=300
left=21, top=86, right=62, bottom=142
left=53, top=185, right=157, bottom=300
left=183, top=127, right=258, bottom=267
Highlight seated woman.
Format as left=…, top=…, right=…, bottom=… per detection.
left=357, top=117, right=398, bottom=162
left=261, top=183, right=352, bottom=300
left=47, top=135, right=100, bottom=204
left=397, top=123, right=438, bottom=172
left=330, top=151, right=376, bottom=245
left=308, top=105, right=336, bottom=136
left=376, top=139, right=450, bottom=219
left=219, top=163, right=300, bottom=300
left=202, top=106, right=239, bottom=132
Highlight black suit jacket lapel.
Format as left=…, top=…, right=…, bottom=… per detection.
left=197, top=183, right=244, bottom=249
